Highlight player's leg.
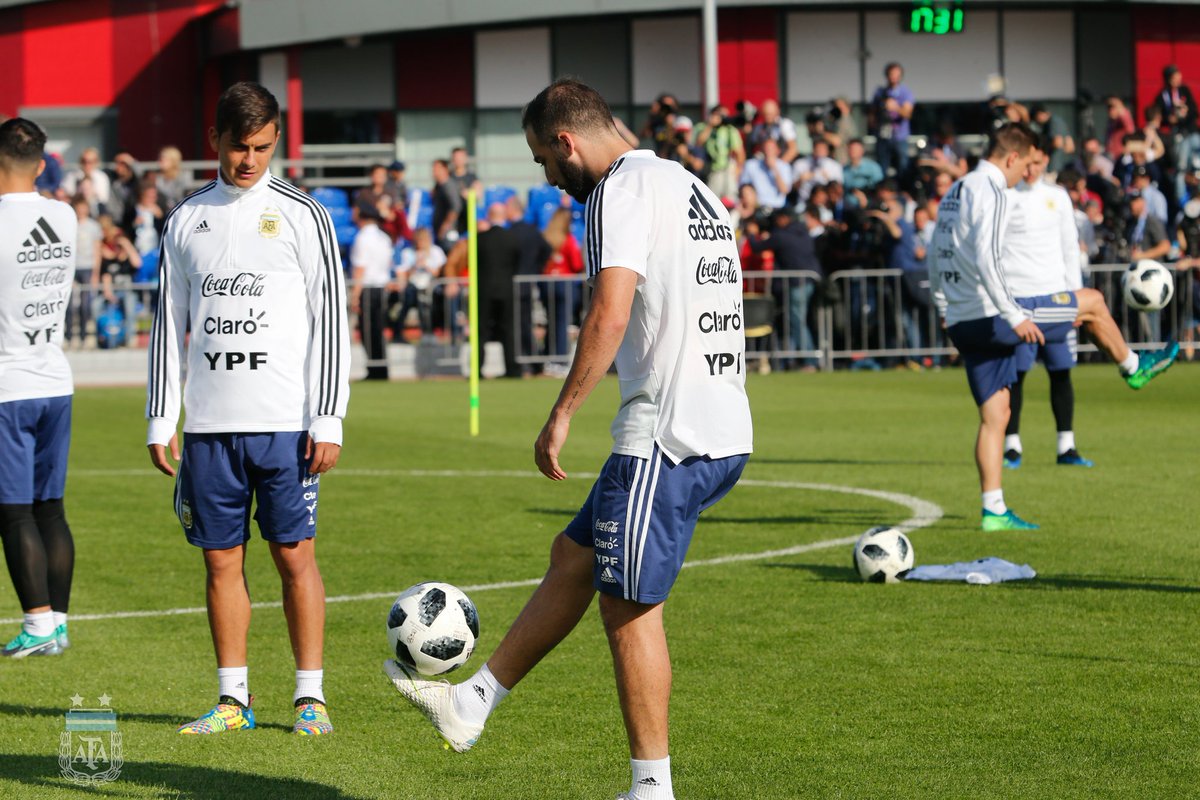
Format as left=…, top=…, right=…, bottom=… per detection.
left=1004, top=370, right=1028, bottom=468
left=176, top=434, right=256, bottom=733
left=1074, top=287, right=1178, bottom=387
left=32, top=396, right=73, bottom=649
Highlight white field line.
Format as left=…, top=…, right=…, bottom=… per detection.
left=8, top=470, right=943, bottom=626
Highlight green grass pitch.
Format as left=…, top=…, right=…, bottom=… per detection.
left=1, top=364, right=1197, bottom=799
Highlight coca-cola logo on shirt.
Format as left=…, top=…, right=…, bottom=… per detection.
left=695, top=256, right=738, bottom=286
left=201, top=272, right=267, bottom=297
left=20, top=265, right=70, bottom=290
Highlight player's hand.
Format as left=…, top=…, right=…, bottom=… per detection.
left=148, top=434, right=180, bottom=477
left=306, top=436, right=341, bottom=475
left=1013, top=319, right=1044, bottom=345
left=534, top=415, right=570, bottom=481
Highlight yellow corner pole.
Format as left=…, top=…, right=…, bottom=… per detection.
left=467, top=189, right=480, bottom=436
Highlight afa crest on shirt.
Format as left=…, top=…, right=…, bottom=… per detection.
left=258, top=210, right=282, bottom=239
left=1045, top=198, right=1057, bottom=211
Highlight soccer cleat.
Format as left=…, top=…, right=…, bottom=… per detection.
left=382, top=659, right=482, bottom=752
left=1125, top=340, right=1179, bottom=389
left=1, top=630, right=59, bottom=659
left=177, top=697, right=256, bottom=734
left=1056, top=449, right=1094, bottom=467
left=55, top=623, right=70, bottom=651
left=293, top=699, right=333, bottom=735
left=981, top=509, right=1040, bottom=531
left=1003, top=449, right=1022, bottom=469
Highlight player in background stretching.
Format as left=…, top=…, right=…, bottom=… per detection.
left=930, top=123, right=1177, bottom=532
left=385, top=79, right=753, bottom=800
left=1000, top=147, right=1094, bottom=469
left=146, top=83, right=349, bottom=734
left=0, top=118, right=77, bottom=658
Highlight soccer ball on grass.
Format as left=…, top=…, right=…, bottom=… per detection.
left=1122, top=259, right=1174, bottom=312
left=386, top=582, right=479, bottom=675
left=852, top=526, right=914, bottom=583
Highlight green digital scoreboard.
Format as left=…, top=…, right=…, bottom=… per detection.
left=907, top=2, right=964, bottom=35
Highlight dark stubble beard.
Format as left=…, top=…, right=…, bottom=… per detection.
left=556, top=154, right=596, bottom=204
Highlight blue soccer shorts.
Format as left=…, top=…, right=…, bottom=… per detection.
left=564, top=445, right=749, bottom=604
left=174, top=431, right=319, bottom=550
left=1015, top=293, right=1079, bottom=373
left=947, top=316, right=1023, bottom=406
left=0, top=395, right=72, bottom=504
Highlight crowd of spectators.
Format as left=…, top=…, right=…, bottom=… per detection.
left=21, top=59, right=1200, bottom=362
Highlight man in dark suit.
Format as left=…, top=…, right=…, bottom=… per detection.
left=477, top=202, right=523, bottom=377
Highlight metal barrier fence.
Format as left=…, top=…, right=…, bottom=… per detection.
left=64, top=266, right=1198, bottom=375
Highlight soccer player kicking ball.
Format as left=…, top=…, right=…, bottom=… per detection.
left=0, top=118, right=78, bottom=658
left=146, top=83, right=349, bottom=735
left=931, top=123, right=1177, bottom=532
left=1000, top=148, right=1094, bottom=469
left=384, top=79, right=753, bottom=800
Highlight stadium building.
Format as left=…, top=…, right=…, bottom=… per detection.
left=1, top=0, right=1199, bottom=188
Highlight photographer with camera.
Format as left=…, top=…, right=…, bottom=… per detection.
left=749, top=99, right=798, bottom=162
left=695, top=104, right=745, bottom=202
left=869, top=62, right=915, bottom=178
left=739, top=137, right=793, bottom=211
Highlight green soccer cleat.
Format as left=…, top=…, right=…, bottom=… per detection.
left=981, top=509, right=1040, bottom=531
left=55, top=623, right=69, bottom=651
left=1, top=630, right=59, bottom=659
left=1125, top=340, right=1179, bottom=390
left=177, top=697, right=256, bottom=734
left=293, top=699, right=333, bottom=735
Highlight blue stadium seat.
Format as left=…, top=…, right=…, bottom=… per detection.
left=393, top=241, right=411, bottom=267
left=326, top=206, right=352, bottom=228
left=335, top=224, right=357, bottom=249
left=570, top=218, right=587, bottom=245
left=408, top=188, right=433, bottom=232
left=478, top=185, right=518, bottom=218
left=134, top=248, right=159, bottom=284
left=311, top=186, right=349, bottom=210
left=527, top=183, right=561, bottom=228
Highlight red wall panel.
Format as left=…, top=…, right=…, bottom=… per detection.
left=1133, top=6, right=1200, bottom=124
left=396, top=32, right=474, bottom=109
left=0, top=7, right=25, bottom=118
left=717, top=8, right=778, bottom=111
left=23, top=0, right=114, bottom=106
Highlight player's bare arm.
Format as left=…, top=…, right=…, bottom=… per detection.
left=534, top=266, right=638, bottom=481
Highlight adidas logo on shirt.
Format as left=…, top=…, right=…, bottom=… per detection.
left=685, top=184, right=733, bottom=242
left=193, top=219, right=212, bottom=234
left=17, top=217, right=71, bottom=263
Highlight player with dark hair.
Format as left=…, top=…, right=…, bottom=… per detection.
left=931, top=123, right=1178, bottom=532
left=0, top=117, right=78, bottom=658
left=386, top=77, right=754, bottom=800
left=146, top=81, right=350, bottom=734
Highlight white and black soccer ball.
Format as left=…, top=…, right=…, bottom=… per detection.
left=1122, top=259, right=1174, bottom=312
left=852, top=526, right=914, bottom=583
left=386, top=582, right=479, bottom=676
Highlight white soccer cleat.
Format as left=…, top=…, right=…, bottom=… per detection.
left=382, top=659, right=483, bottom=753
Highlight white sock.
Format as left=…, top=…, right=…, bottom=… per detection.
left=629, top=756, right=674, bottom=800
left=982, top=489, right=1006, bottom=515
left=294, top=669, right=325, bottom=704
left=452, top=663, right=509, bottom=727
left=1057, top=431, right=1075, bottom=455
left=52, top=611, right=67, bottom=629
left=217, top=666, right=250, bottom=707
left=1119, top=351, right=1139, bottom=375
left=23, top=610, right=54, bottom=638
left=1004, top=434, right=1022, bottom=454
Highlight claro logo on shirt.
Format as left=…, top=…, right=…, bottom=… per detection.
left=200, top=272, right=267, bottom=297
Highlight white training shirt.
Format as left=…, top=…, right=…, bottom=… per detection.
left=930, top=160, right=1026, bottom=328
left=584, top=149, right=753, bottom=463
left=0, top=192, right=76, bottom=403
left=1002, top=178, right=1083, bottom=296
left=349, top=222, right=394, bottom=287
left=145, top=170, right=350, bottom=446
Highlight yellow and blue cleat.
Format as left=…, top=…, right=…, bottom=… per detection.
left=293, top=699, right=333, bottom=735
left=177, top=697, right=255, bottom=734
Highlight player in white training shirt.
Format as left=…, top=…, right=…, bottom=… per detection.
left=931, top=124, right=1178, bottom=532
left=1000, top=148, right=1093, bottom=469
left=0, top=118, right=78, bottom=659
left=386, top=79, right=753, bottom=800
left=146, top=83, right=349, bottom=735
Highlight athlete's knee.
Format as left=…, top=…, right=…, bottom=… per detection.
left=0, top=503, right=35, bottom=536
left=1076, top=287, right=1107, bottom=317
left=270, top=539, right=319, bottom=579
left=31, top=498, right=66, bottom=524
left=203, top=546, right=245, bottom=579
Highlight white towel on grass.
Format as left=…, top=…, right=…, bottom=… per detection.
left=905, top=557, right=1036, bottom=584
